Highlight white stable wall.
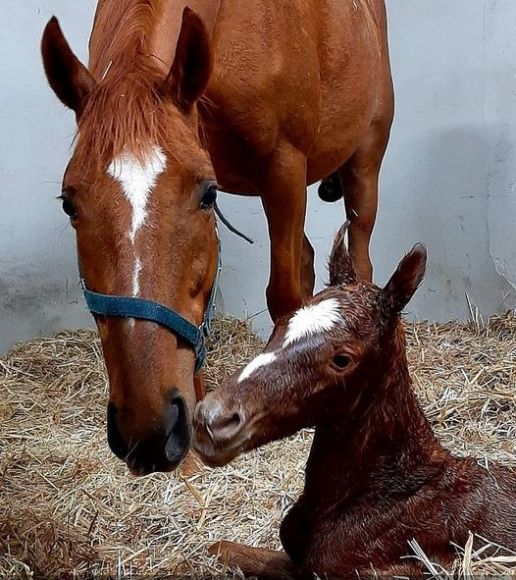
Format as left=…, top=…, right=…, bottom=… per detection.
left=1, top=0, right=516, bottom=351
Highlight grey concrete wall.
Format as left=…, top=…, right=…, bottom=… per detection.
left=1, top=0, right=516, bottom=351
left=1, top=1, right=96, bottom=353
left=484, top=2, right=516, bottom=295
left=211, top=0, right=516, bottom=337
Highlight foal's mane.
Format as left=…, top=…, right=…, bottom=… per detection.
left=77, top=0, right=173, bottom=163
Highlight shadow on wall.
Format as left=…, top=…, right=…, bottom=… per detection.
left=487, top=122, right=516, bottom=293
left=0, top=261, right=91, bottom=354
left=375, top=124, right=516, bottom=321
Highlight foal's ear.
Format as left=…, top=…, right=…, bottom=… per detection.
left=383, top=244, right=427, bottom=313
left=328, top=221, right=358, bottom=286
left=41, top=17, right=96, bottom=116
left=164, top=7, right=213, bottom=111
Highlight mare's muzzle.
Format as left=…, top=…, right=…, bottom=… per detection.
left=107, top=389, right=191, bottom=475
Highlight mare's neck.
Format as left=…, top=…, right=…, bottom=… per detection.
left=303, top=325, right=446, bottom=516
left=89, top=0, right=221, bottom=77
left=146, top=0, right=221, bottom=71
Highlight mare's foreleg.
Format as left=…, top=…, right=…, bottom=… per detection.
left=338, top=121, right=391, bottom=282
left=260, top=145, right=308, bottom=321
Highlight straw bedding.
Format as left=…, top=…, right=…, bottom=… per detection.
left=1, top=313, right=515, bottom=578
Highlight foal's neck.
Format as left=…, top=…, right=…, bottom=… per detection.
left=304, top=324, right=446, bottom=513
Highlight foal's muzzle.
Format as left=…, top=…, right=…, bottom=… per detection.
left=192, top=394, right=246, bottom=467
left=107, top=389, right=191, bottom=475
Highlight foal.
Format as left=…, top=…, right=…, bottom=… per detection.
left=193, top=226, right=516, bottom=578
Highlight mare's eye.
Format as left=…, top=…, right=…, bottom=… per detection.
left=332, top=354, right=351, bottom=370
left=200, top=182, right=218, bottom=209
left=59, top=193, right=77, bottom=220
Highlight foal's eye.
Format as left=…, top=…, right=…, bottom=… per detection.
left=199, top=182, right=218, bottom=209
left=331, top=354, right=351, bottom=370
left=58, top=193, right=78, bottom=220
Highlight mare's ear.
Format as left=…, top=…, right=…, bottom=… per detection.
left=41, top=17, right=96, bottom=117
left=164, top=7, right=213, bottom=111
left=328, top=221, right=358, bottom=286
left=382, top=244, right=427, bottom=314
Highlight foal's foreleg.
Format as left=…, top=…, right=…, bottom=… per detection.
left=209, top=541, right=299, bottom=579
left=361, top=561, right=435, bottom=579
left=260, top=145, right=308, bottom=321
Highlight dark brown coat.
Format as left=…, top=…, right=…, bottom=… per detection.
left=194, top=225, right=516, bottom=578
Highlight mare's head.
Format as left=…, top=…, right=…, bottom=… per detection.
left=41, top=9, right=217, bottom=474
left=194, top=225, right=427, bottom=466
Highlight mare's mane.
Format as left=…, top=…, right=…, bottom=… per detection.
left=78, top=0, right=173, bottom=163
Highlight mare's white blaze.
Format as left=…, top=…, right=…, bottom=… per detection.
left=238, top=352, right=277, bottom=383
left=284, top=298, right=341, bottom=346
left=107, top=146, right=166, bottom=312
left=107, top=147, right=167, bottom=244
left=132, top=257, right=142, bottom=297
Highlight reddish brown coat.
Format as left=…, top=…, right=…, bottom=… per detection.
left=194, top=225, right=516, bottom=578
left=41, top=0, right=393, bottom=474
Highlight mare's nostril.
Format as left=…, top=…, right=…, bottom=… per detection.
left=106, top=391, right=192, bottom=473
left=164, top=390, right=191, bottom=464
left=107, top=403, right=129, bottom=459
left=168, top=400, right=180, bottom=425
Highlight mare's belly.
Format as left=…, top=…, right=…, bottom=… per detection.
left=204, top=0, right=383, bottom=189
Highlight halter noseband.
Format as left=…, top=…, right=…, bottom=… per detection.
left=81, top=236, right=221, bottom=374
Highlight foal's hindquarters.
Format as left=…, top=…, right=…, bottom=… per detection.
left=194, top=226, right=516, bottom=578
left=206, top=444, right=516, bottom=579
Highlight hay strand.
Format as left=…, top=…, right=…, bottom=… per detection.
left=1, top=314, right=515, bottom=577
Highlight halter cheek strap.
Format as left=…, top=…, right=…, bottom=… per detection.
left=81, top=237, right=221, bottom=374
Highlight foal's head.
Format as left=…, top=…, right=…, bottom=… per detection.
left=41, top=9, right=217, bottom=474
left=194, top=225, right=427, bottom=466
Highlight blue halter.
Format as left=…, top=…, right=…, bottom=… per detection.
left=81, top=237, right=221, bottom=374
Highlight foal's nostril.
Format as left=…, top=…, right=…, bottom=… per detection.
left=208, top=408, right=244, bottom=442
left=221, top=412, right=242, bottom=430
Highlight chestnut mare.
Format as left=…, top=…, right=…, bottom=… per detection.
left=194, top=225, right=516, bottom=579
left=41, top=0, right=393, bottom=475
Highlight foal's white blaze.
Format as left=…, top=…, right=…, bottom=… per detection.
left=238, top=352, right=277, bottom=383
left=107, top=146, right=167, bottom=244
left=284, top=298, right=341, bottom=346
